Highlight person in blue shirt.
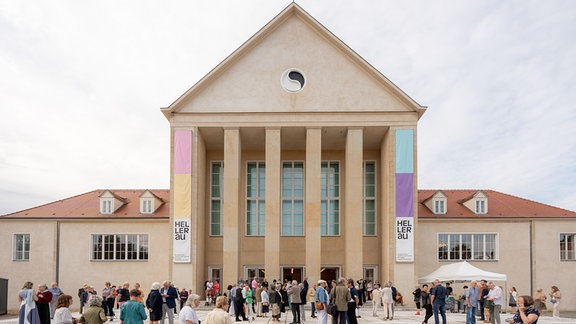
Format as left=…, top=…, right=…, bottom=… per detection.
left=465, top=281, right=480, bottom=324
left=430, top=279, right=447, bottom=324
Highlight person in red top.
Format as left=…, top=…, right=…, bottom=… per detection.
left=213, top=280, right=221, bottom=302
left=36, top=284, right=53, bottom=324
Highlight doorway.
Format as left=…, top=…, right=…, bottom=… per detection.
left=282, top=267, right=303, bottom=283
left=320, top=267, right=340, bottom=283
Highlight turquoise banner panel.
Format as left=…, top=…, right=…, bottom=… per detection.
left=395, top=129, right=414, bottom=173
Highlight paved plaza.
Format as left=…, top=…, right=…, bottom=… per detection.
left=2, top=304, right=575, bottom=324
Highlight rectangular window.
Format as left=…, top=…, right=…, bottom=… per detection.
left=281, top=161, right=304, bottom=236
left=475, top=200, right=486, bottom=214
left=101, top=199, right=113, bottom=214
left=363, top=161, right=376, bottom=236
left=246, top=162, right=265, bottom=236
left=321, top=161, right=340, bottom=236
left=211, top=162, right=224, bottom=236
left=141, top=199, right=153, bottom=214
left=434, top=200, right=445, bottom=214
left=13, top=234, right=30, bottom=261
left=438, top=233, right=497, bottom=261
left=91, top=234, right=149, bottom=261
left=560, top=234, right=575, bottom=261
left=245, top=266, right=266, bottom=282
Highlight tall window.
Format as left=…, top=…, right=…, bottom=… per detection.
left=141, top=199, right=153, bottom=214
left=246, top=162, right=265, bottom=236
left=438, top=233, right=497, bottom=260
left=560, top=233, right=575, bottom=261
left=475, top=199, right=487, bottom=214
left=13, top=234, right=30, bottom=261
left=282, top=161, right=304, bottom=236
left=363, top=161, right=376, bottom=236
left=434, top=199, right=446, bottom=214
left=91, top=234, right=148, bottom=261
left=211, top=162, right=224, bottom=236
left=321, top=161, right=340, bottom=236
left=101, top=199, right=113, bottom=214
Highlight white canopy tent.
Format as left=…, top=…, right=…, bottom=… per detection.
left=418, top=261, right=507, bottom=283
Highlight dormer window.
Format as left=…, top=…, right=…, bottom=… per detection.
left=139, top=190, right=164, bottom=214
left=434, top=199, right=446, bottom=214
left=424, top=191, right=447, bottom=215
left=141, top=199, right=153, bottom=214
left=99, top=190, right=127, bottom=215
left=101, top=199, right=113, bottom=214
left=475, top=199, right=487, bottom=214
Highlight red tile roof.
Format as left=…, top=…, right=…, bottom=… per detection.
left=418, top=189, right=576, bottom=218
left=0, top=190, right=170, bottom=219
left=2, top=189, right=574, bottom=220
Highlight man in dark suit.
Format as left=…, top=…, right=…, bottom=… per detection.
left=160, top=281, right=178, bottom=324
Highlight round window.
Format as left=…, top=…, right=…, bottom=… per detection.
left=281, top=69, right=306, bottom=92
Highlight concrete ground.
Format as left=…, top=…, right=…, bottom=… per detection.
left=2, top=303, right=575, bottom=324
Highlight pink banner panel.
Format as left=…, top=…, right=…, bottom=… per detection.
left=174, top=130, right=192, bottom=174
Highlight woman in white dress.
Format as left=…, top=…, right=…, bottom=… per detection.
left=381, top=283, right=394, bottom=320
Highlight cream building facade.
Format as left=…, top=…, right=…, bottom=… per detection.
left=1, top=3, right=576, bottom=315
left=161, top=3, right=425, bottom=293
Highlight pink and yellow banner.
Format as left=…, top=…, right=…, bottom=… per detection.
left=173, top=130, right=192, bottom=263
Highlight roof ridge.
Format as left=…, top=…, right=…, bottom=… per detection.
left=0, top=189, right=101, bottom=217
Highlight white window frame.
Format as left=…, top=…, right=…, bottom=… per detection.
left=140, top=198, right=153, bottom=214
left=437, top=233, right=498, bottom=261
left=246, top=161, right=265, bottom=236
left=208, top=266, right=223, bottom=293
left=210, top=161, right=224, bottom=236
left=434, top=199, right=446, bottom=214
left=363, top=161, right=377, bottom=236
left=13, top=233, right=30, bottom=261
left=91, top=234, right=149, bottom=261
left=560, top=233, right=575, bottom=261
left=475, top=199, right=487, bottom=214
left=101, top=198, right=113, bottom=214
left=321, top=161, right=340, bottom=236
left=244, top=265, right=266, bottom=282
left=363, top=265, right=378, bottom=283
left=281, top=161, right=305, bottom=236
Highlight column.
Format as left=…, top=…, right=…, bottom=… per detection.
left=265, top=127, right=281, bottom=280
left=344, top=127, right=363, bottom=280
left=305, top=127, right=321, bottom=284
left=223, top=128, right=241, bottom=286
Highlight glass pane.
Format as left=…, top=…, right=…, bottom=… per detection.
left=365, top=223, right=375, bottom=236
left=258, top=164, right=266, bottom=197
left=438, top=234, right=448, bottom=260
left=485, top=234, right=496, bottom=259
left=450, top=234, right=460, bottom=260
left=116, top=235, right=126, bottom=260
left=473, top=234, right=484, bottom=260
left=247, top=163, right=256, bottom=198
left=461, top=234, right=472, bottom=259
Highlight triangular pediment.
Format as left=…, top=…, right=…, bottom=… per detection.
left=162, top=3, right=426, bottom=118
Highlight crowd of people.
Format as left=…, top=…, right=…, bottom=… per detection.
left=16, top=278, right=562, bottom=324
left=410, top=279, right=561, bottom=324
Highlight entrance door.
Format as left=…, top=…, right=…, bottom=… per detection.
left=282, top=267, right=303, bottom=283
left=320, top=267, right=339, bottom=283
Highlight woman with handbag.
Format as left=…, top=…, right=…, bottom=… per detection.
left=261, top=286, right=270, bottom=318
left=314, top=280, right=329, bottom=324
left=508, top=287, right=517, bottom=314
left=268, top=285, right=282, bottom=322
left=548, top=286, right=561, bottom=318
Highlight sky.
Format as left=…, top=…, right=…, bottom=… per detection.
left=1, top=0, right=575, bottom=215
